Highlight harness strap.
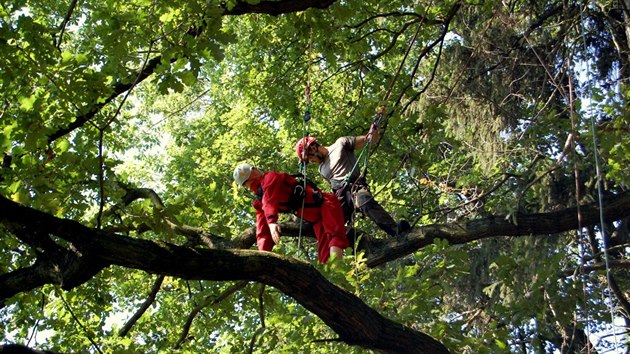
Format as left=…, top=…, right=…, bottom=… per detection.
left=255, top=177, right=324, bottom=213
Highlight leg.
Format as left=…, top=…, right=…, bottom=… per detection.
left=354, top=186, right=398, bottom=237
left=314, top=193, right=350, bottom=263
left=320, top=193, right=348, bottom=242
left=256, top=209, right=276, bottom=251
left=257, top=234, right=275, bottom=252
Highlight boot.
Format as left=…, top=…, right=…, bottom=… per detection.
left=396, top=220, right=411, bottom=237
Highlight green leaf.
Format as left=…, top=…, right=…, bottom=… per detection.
left=18, top=95, right=36, bottom=110
left=179, top=70, right=198, bottom=86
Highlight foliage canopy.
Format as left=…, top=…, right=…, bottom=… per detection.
left=1, top=0, right=630, bottom=353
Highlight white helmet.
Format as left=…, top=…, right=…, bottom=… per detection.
left=233, top=163, right=253, bottom=186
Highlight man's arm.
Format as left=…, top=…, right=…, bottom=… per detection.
left=261, top=173, right=282, bottom=224
left=354, top=128, right=382, bottom=150
left=261, top=172, right=287, bottom=245
left=254, top=200, right=274, bottom=251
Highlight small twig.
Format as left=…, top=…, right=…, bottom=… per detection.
left=26, top=292, right=47, bottom=346
left=246, top=283, right=268, bottom=353
left=56, top=0, right=78, bottom=49
left=97, top=130, right=105, bottom=229
left=247, top=326, right=267, bottom=354
left=173, top=281, right=249, bottom=349
left=257, top=283, right=266, bottom=328
left=55, top=287, right=103, bottom=354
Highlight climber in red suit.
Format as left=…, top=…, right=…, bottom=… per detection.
left=233, top=163, right=348, bottom=263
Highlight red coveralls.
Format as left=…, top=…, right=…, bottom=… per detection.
left=248, top=171, right=349, bottom=263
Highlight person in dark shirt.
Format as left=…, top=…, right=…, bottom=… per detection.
left=295, top=134, right=410, bottom=238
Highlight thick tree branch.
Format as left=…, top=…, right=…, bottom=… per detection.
left=0, top=195, right=448, bottom=353
left=364, top=191, right=630, bottom=267
left=608, top=273, right=630, bottom=317
left=564, top=260, right=630, bottom=274
left=82, top=182, right=630, bottom=272
left=2, top=190, right=629, bottom=350
left=224, top=0, right=337, bottom=16
left=0, top=230, right=106, bottom=308
left=0, top=344, right=56, bottom=353
left=0, top=264, right=54, bottom=309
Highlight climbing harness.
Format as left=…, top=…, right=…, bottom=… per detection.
left=254, top=174, right=324, bottom=213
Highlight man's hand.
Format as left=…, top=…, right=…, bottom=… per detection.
left=366, top=126, right=382, bottom=143
left=268, top=223, right=282, bottom=244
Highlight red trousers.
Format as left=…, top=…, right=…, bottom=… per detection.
left=255, top=193, right=348, bottom=263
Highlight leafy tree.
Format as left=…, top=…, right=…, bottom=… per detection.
left=1, top=0, right=629, bottom=353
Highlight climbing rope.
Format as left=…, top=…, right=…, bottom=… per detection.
left=568, top=70, right=594, bottom=353
left=576, top=2, right=618, bottom=349
left=348, top=21, right=423, bottom=185
left=521, top=7, right=614, bottom=349
left=296, top=27, right=314, bottom=256
left=340, top=22, right=423, bottom=216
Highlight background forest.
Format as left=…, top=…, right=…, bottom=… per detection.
left=1, top=0, right=630, bottom=353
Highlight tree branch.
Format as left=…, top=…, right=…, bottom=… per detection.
left=224, top=0, right=337, bottom=16
left=0, top=194, right=448, bottom=353
left=0, top=228, right=106, bottom=308
left=364, top=191, right=630, bottom=267
left=0, top=344, right=56, bottom=353
left=55, top=0, right=78, bottom=48
left=3, top=188, right=629, bottom=351
left=118, top=275, right=166, bottom=337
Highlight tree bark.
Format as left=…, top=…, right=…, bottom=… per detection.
left=223, top=0, right=337, bottom=16
left=0, top=344, right=56, bottom=353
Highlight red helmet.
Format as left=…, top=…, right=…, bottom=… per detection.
left=295, top=136, right=317, bottom=161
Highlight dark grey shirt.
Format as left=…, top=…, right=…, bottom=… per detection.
left=319, top=136, right=360, bottom=189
